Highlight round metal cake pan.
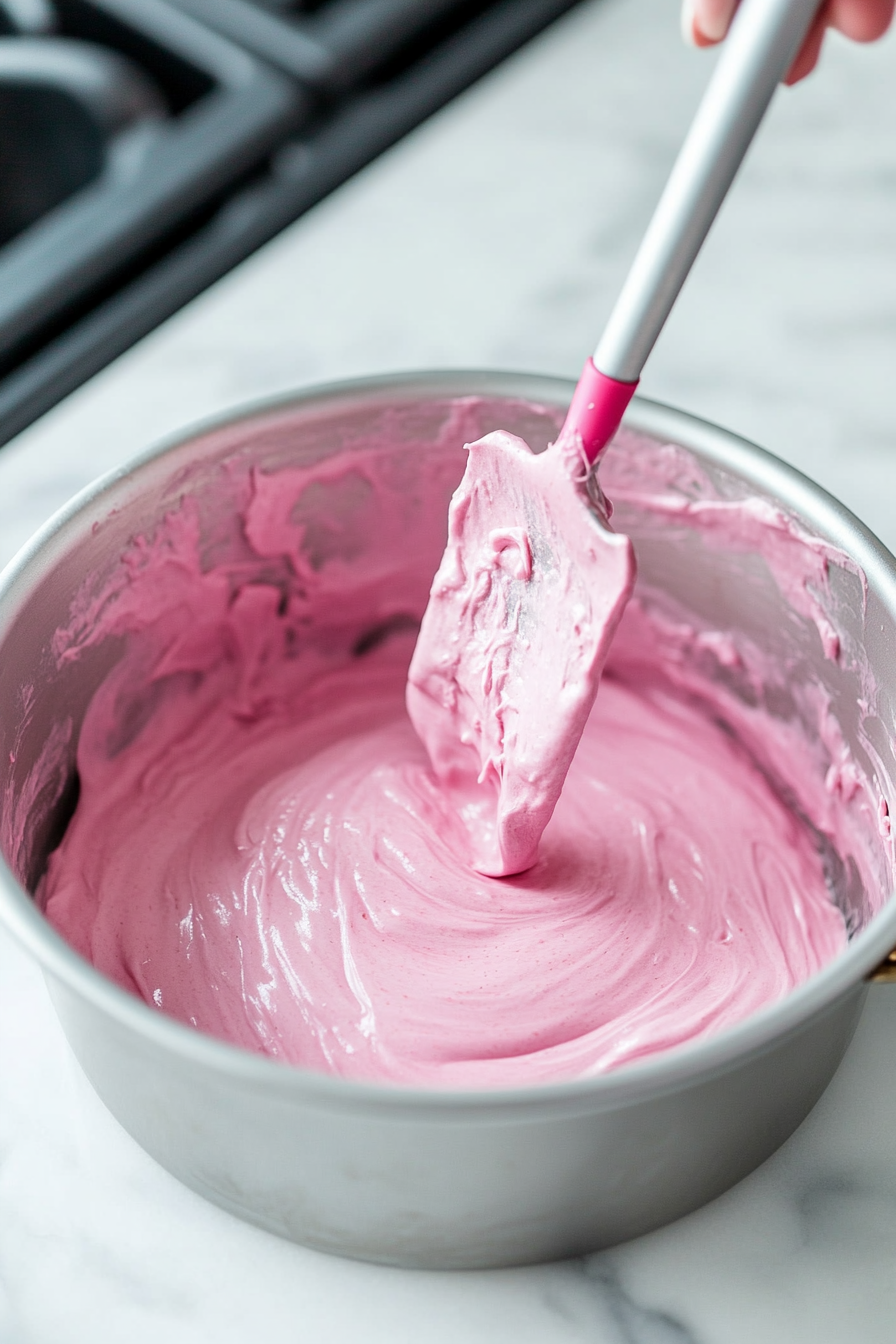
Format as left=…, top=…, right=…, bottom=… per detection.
left=0, top=371, right=894, bottom=1269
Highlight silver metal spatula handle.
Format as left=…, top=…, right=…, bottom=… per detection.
left=595, top=0, right=820, bottom=383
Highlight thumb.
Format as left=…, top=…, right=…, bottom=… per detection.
left=682, top=0, right=739, bottom=45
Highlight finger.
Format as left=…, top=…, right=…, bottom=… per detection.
left=784, top=7, right=828, bottom=82
left=826, top=0, right=895, bottom=41
left=682, top=0, right=738, bottom=46
left=683, top=0, right=894, bottom=83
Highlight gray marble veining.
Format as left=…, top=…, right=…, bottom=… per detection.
left=1, top=0, right=896, bottom=1338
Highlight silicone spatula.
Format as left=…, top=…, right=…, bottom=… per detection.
left=407, top=0, right=822, bottom=878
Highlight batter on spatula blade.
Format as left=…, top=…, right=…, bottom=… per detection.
left=406, top=431, right=635, bottom=877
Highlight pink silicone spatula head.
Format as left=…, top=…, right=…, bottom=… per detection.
left=406, top=429, right=634, bottom=877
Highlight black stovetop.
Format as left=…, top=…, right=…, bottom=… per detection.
left=0, top=0, right=586, bottom=448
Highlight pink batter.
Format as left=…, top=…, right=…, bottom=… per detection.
left=407, top=430, right=634, bottom=877
left=37, top=414, right=878, bottom=1087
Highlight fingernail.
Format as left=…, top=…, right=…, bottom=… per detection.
left=681, top=0, right=698, bottom=45
left=681, top=0, right=720, bottom=48
left=698, top=1, right=733, bottom=42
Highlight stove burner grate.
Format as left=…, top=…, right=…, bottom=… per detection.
left=0, top=0, right=585, bottom=447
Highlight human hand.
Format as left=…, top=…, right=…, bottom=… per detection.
left=681, top=0, right=894, bottom=82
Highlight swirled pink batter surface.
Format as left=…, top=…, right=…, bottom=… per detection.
left=38, top=414, right=870, bottom=1088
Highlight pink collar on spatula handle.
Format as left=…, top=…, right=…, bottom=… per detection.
left=559, top=359, right=638, bottom=466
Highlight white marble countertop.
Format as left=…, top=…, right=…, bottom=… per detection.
left=2, top=0, right=896, bottom=1338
